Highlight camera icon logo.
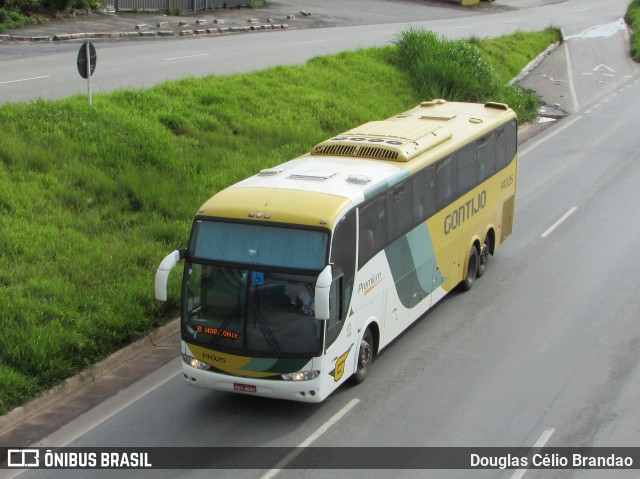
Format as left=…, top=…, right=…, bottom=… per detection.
left=7, top=449, right=40, bottom=468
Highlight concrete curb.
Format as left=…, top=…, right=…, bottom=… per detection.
left=509, top=41, right=560, bottom=85
left=0, top=24, right=289, bottom=43
left=0, top=318, right=179, bottom=436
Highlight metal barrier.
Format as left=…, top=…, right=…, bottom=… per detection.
left=105, top=0, right=250, bottom=12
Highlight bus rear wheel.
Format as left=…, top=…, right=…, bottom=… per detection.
left=460, top=245, right=478, bottom=291
left=476, top=239, right=490, bottom=278
left=352, top=328, right=373, bottom=384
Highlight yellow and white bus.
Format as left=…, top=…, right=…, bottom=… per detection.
left=155, top=100, right=517, bottom=403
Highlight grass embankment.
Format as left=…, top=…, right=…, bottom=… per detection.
left=626, top=0, right=640, bottom=61
left=0, top=28, right=560, bottom=416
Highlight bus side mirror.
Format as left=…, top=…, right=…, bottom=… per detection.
left=315, top=265, right=332, bottom=320
left=155, top=249, right=184, bottom=301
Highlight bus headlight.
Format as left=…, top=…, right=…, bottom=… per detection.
left=281, top=371, right=320, bottom=381
left=182, top=353, right=211, bottom=371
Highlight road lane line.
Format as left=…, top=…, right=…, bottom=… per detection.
left=541, top=207, right=578, bottom=238
left=510, top=427, right=555, bottom=479
left=562, top=33, right=580, bottom=112
left=164, top=53, right=212, bottom=61
left=0, top=75, right=51, bottom=85
left=260, top=398, right=361, bottom=479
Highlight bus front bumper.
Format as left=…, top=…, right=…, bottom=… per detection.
left=181, top=362, right=325, bottom=403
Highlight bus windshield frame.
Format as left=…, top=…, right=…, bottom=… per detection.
left=181, top=219, right=330, bottom=359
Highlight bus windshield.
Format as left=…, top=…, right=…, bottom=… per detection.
left=183, top=265, right=322, bottom=356
left=183, top=221, right=328, bottom=357
left=190, top=220, right=327, bottom=270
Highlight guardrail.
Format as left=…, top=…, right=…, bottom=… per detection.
left=104, top=0, right=250, bottom=13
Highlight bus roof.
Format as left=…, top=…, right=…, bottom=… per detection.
left=198, top=100, right=516, bottom=229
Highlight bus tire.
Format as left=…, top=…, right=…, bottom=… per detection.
left=460, top=245, right=478, bottom=291
left=352, top=328, right=373, bottom=384
left=476, top=239, right=490, bottom=278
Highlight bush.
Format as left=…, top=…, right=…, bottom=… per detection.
left=626, top=0, right=640, bottom=61
left=394, top=29, right=502, bottom=100
left=392, top=28, right=541, bottom=122
left=3, top=0, right=43, bottom=13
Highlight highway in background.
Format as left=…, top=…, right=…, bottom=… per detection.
left=1, top=0, right=639, bottom=478
left=0, top=0, right=635, bottom=106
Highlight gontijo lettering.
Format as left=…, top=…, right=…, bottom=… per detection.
left=444, top=191, right=487, bottom=235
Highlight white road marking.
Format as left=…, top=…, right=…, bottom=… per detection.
left=510, top=428, right=555, bottom=479
left=541, top=207, right=578, bottom=238
left=164, top=53, right=212, bottom=61
left=260, top=398, right=360, bottom=479
left=295, top=40, right=327, bottom=44
left=564, top=18, right=627, bottom=41
left=0, top=75, right=51, bottom=85
left=563, top=35, right=580, bottom=111
left=593, top=64, right=615, bottom=72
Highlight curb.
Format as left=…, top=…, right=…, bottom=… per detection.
left=0, top=24, right=289, bottom=43
left=0, top=318, right=179, bottom=436
left=509, top=41, right=560, bottom=85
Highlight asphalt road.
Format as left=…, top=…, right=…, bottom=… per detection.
left=1, top=0, right=639, bottom=477
left=0, top=0, right=634, bottom=105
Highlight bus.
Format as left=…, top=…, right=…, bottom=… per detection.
left=155, top=99, right=517, bottom=403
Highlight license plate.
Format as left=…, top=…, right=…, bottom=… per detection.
left=234, top=383, right=257, bottom=393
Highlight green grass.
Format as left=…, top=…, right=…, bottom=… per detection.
left=0, top=29, right=559, bottom=416
left=471, top=27, right=562, bottom=82
left=625, top=0, right=640, bottom=61
left=392, top=28, right=561, bottom=122
left=0, top=9, right=46, bottom=33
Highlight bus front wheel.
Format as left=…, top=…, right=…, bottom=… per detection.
left=460, top=245, right=478, bottom=291
left=352, top=328, right=373, bottom=384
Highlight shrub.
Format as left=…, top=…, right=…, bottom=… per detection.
left=392, top=28, right=540, bottom=122
left=626, top=0, right=640, bottom=61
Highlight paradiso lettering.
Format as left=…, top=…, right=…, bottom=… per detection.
left=444, top=191, right=487, bottom=235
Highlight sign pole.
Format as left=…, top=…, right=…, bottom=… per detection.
left=85, top=42, right=92, bottom=106
left=77, top=41, right=96, bottom=106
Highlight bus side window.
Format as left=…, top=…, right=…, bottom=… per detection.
left=387, top=181, right=412, bottom=242
left=495, top=127, right=507, bottom=171
left=436, top=156, right=457, bottom=210
left=413, top=166, right=436, bottom=224
left=505, top=119, right=518, bottom=166
left=478, top=133, right=496, bottom=182
left=457, top=144, right=477, bottom=194
left=358, top=196, right=386, bottom=268
left=331, top=210, right=356, bottom=320
left=325, top=277, right=343, bottom=347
